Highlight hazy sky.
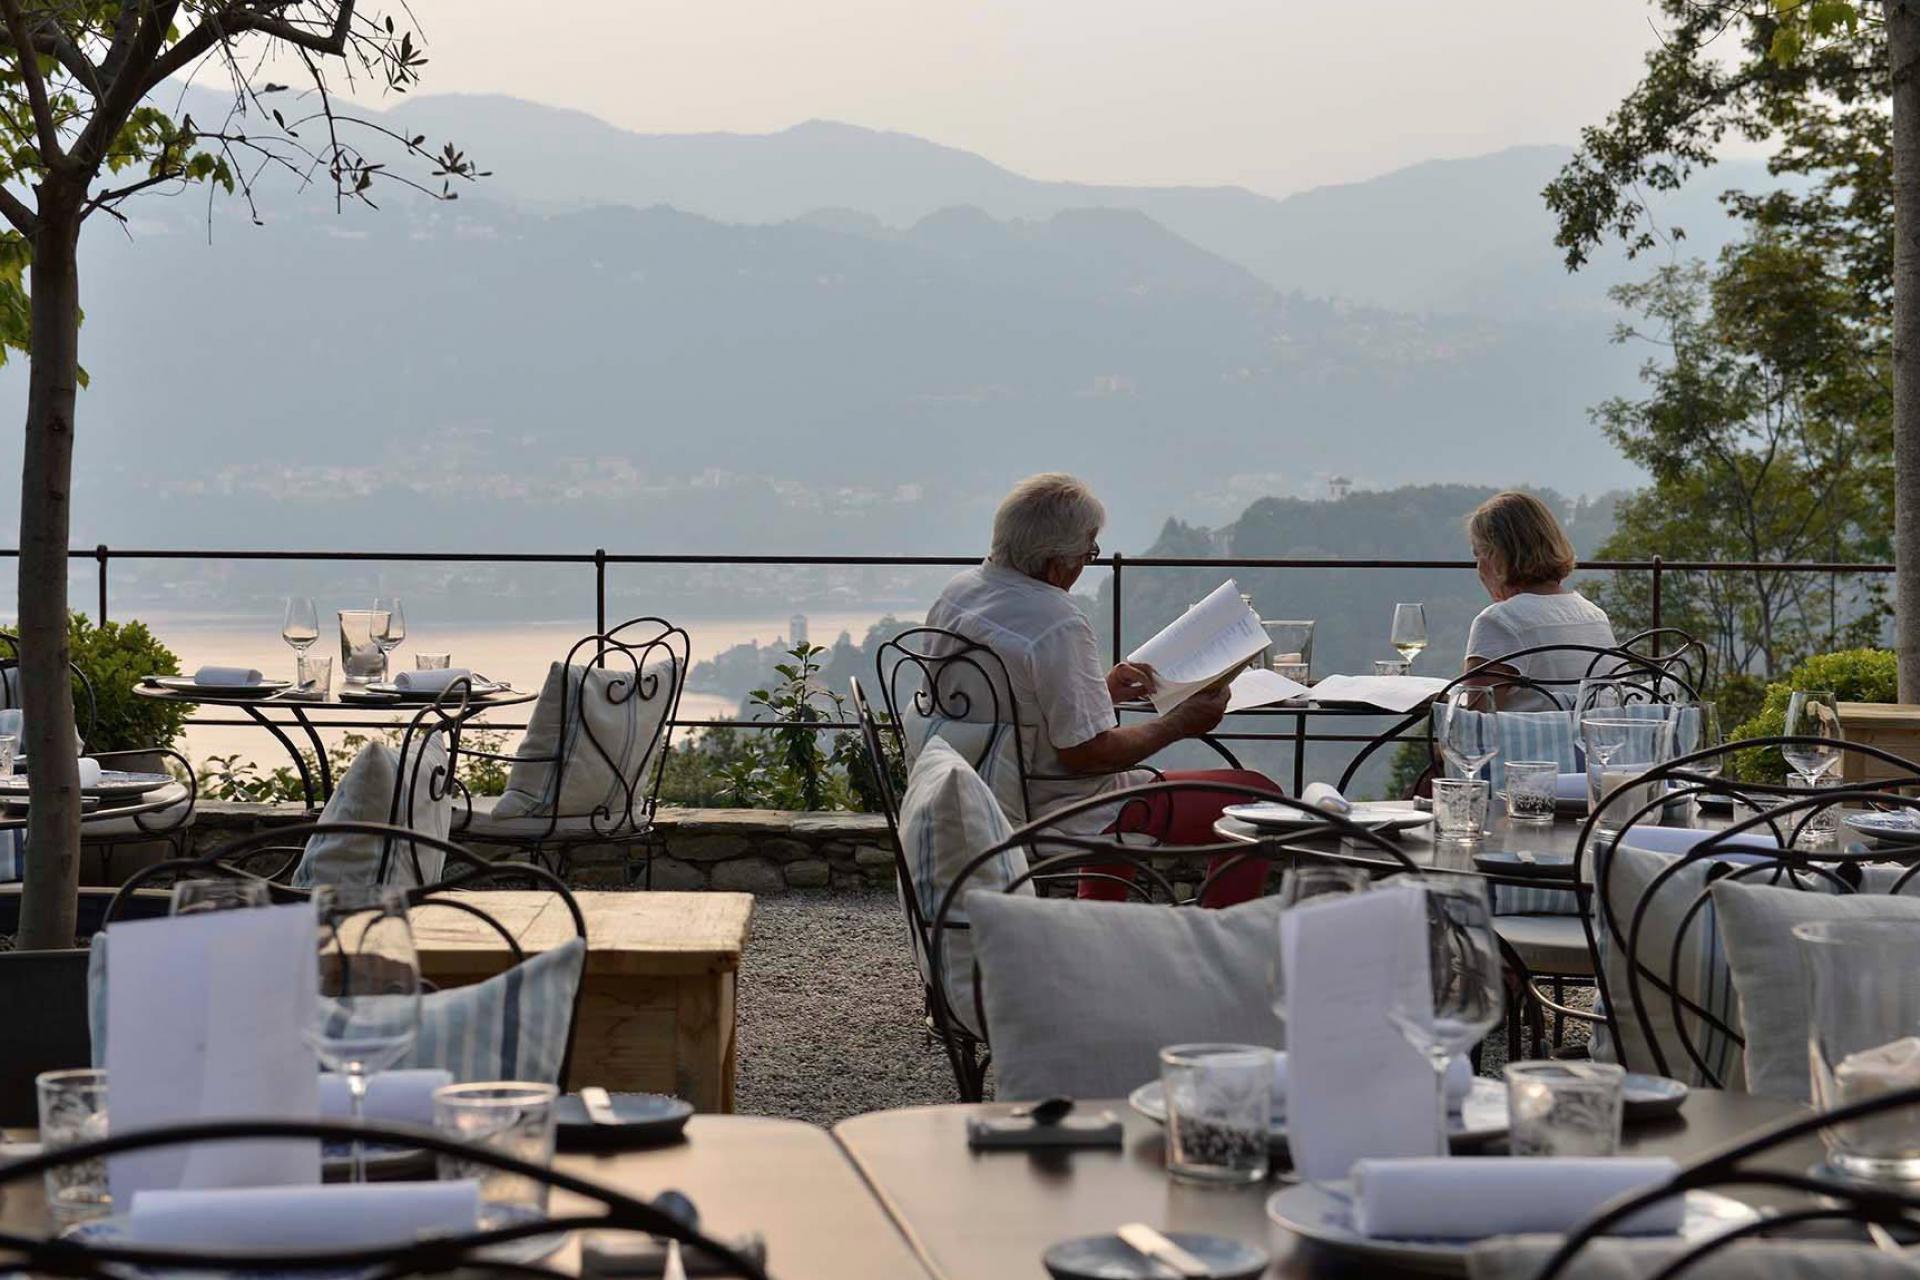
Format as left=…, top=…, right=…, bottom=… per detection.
left=381, top=0, right=1670, bottom=196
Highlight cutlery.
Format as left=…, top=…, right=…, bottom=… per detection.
left=1010, top=1096, right=1074, bottom=1125
left=581, top=1086, right=621, bottom=1126
left=1116, top=1222, right=1210, bottom=1278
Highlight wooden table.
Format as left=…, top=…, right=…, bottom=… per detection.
left=410, top=891, right=753, bottom=1112
left=834, top=1091, right=1820, bottom=1279
left=1, top=1117, right=931, bottom=1280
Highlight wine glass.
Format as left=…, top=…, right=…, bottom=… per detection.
left=307, top=884, right=421, bottom=1183
left=1783, top=690, right=1843, bottom=783
left=1389, top=604, right=1428, bottom=670
left=282, top=597, right=319, bottom=677
left=1387, top=874, right=1503, bottom=1154
left=1440, top=686, right=1501, bottom=780
left=171, top=878, right=270, bottom=915
left=1670, top=700, right=1724, bottom=783
left=372, top=597, right=407, bottom=682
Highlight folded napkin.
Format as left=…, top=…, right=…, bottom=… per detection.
left=1275, top=1052, right=1468, bottom=1117
left=1351, top=1156, right=1684, bottom=1240
left=392, top=668, right=474, bottom=694
left=193, top=665, right=264, bottom=687
left=1300, top=781, right=1353, bottom=817
left=1556, top=773, right=1587, bottom=802
left=317, top=1068, right=453, bottom=1126
left=76, top=757, right=101, bottom=788
left=128, top=1182, right=480, bottom=1250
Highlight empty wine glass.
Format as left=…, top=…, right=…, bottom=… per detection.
left=372, top=597, right=406, bottom=682
left=282, top=597, right=319, bottom=677
left=1783, top=689, right=1844, bottom=788
left=307, top=884, right=421, bottom=1183
left=1670, top=700, right=1724, bottom=782
left=1387, top=874, right=1503, bottom=1154
left=1389, top=604, right=1428, bottom=670
left=1440, top=686, right=1501, bottom=780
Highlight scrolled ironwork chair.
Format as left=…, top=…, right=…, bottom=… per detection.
left=0, top=1117, right=769, bottom=1279
left=449, top=616, right=689, bottom=886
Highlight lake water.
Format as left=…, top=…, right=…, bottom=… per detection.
left=139, top=609, right=894, bottom=769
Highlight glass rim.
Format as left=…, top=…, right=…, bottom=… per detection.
left=1503, top=1060, right=1624, bottom=1084
left=37, top=1067, right=108, bottom=1090
left=1792, top=919, right=1920, bottom=947
left=1430, top=777, right=1489, bottom=792
left=1504, top=760, right=1559, bottom=771
left=433, top=1080, right=561, bottom=1108
left=1158, top=1042, right=1275, bottom=1068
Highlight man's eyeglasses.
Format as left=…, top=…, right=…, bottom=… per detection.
left=1083, top=544, right=1102, bottom=565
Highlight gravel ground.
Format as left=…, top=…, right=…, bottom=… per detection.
left=726, top=891, right=1604, bottom=1125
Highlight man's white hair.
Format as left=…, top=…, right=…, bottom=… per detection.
left=988, top=473, right=1106, bottom=577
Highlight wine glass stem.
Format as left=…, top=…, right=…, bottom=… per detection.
left=347, top=1063, right=369, bottom=1184
left=1430, top=1056, right=1451, bottom=1157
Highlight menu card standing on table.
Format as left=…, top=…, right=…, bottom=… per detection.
left=1280, top=885, right=1442, bottom=1181
left=106, top=902, right=321, bottom=1202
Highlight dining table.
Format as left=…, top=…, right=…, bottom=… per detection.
left=834, top=1089, right=1820, bottom=1279
left=132, top=680, right=536, bottom=811
left=1118, top=695, right=1436, bottom=795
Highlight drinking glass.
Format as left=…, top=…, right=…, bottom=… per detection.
left=296, top=653, right=333, bottom=700
left=307, top=885, right=421, bottom=1183
left=435, top=1082, right=561, bottom=1232
left=337, top=609, right=385, bottom=685
left=1582, top=715, right=1672, bottom=836
left=37, top=1068, right=110, bottom=1225
left=415, top=652, right=451, bottom=670
left=282, top=596, right=320, bottom=665
left=0, top=732, right=16, bottom=776
left=1388, top=874, right=1503, bottom=1154
left=1157, top=1044, right=1273, bottom=1184
left=1570, top=678, right=1633, bottom=747
left=1505, top=1061, right=1625, bottom=1156
left=1431, top=778, right=1489, bottom=842
left=171, top=878, right=271, bottom=915
left=1796, top=919, right=1920, bottom=1182
left=372, top=597, right=407, bottom=682
left=1440, top=686, right=1501, bottom=779
left=1788, top=774, right=1842, bottom=846
left=1504, top=760, right=1558, bottom=823
left=1262, top=620, right=1316, bottom=678
left=1373, top=659, right=1411, bottom=677
left=1390, top=603, right=1428, bottom=670
left=1783, top=690, right=1844, bottom=790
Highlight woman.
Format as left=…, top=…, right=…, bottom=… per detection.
left=923, top=473, right=1283, bottom=905
left=1463, top=491, right=1617, bottom=710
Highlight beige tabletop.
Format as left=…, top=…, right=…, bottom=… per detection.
left=835, top=1090, right=1819, bottom=1280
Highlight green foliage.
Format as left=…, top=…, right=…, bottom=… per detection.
left=66, top=613, right=193, bottom=752
left=195, top=727, right=513, bottom=804
left=1728, top=647, right=1895, bottom=781
left=1381, top=739, right=1431, bottom=802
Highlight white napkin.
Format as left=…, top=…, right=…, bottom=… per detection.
left=317, top=1068, right=452, bottom=1126
left=193, top=666, right=264, bottom=687
left=391, top=668, right=474, bottom=693
left=1555, top=773, right=1587, bottom=802
left=1301, top=781, right=1353, bottom=816
left=1274, top=1051, right=1467, bottom=1117
left=77, top=757, right=102, bottom=788
left=128, top=1182, right=480, bottom=1250
left=1351, top=1156, right=1684, bottom=1239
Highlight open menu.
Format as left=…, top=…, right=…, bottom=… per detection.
left=1128, top=580, right=1271, bottom=714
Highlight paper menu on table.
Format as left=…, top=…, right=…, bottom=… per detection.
left=106, top=901, right=321, bottom=1202
left=1127, top=580, right=1269, bottom=714
left=1308, top=674, right=1450, bottom=714
left=1226, top=667, right=1310, bottom=713
left=1279, top=885, right=1440, bottom=1181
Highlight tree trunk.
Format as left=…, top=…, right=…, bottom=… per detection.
left=1893, top=0, right=1920, bottom=702
left=14, top=192, right=84, bottom=952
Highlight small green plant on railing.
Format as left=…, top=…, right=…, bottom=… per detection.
left=195, top=727, right=515, bottom=803
left=746, top=644, right=851, bottom=811
left=1728, top=648, right=1896, bottom=783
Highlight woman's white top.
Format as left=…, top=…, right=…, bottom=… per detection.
left=1464, top=590, right=1618, bottom=710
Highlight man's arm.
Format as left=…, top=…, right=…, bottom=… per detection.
left=1056, top=686, right=1230, bottom=774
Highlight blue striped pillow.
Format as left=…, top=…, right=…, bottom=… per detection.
left=902, top=709, right=1028, bottom=825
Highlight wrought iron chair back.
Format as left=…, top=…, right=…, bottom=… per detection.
left=1337, top=639, right=1702, bottom=795
left=875, top=625, right=1036, bottom=821
left=0, top=629, right=99, bottom=748
left=0, top=1117, right=769, bottom=1279
left=1573, top=738, right=1920, bottom=1086
left=1530, top=1083, right=1920, bottom=1280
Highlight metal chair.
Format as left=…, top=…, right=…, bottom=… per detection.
left=0, top=1117, right=769, bottom=1279
left=450, top=616, right=689, bottom=886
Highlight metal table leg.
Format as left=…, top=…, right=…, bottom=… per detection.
left=288, top=707, right=334, bottom=804
left=1293, top=712, right=1308, bottom=794
left=242, top=704, right=319, bottom=812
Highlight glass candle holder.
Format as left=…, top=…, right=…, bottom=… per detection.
left=37, top=1068, right=111, bottom=1226
left=1797, top=920, right=1920, bottom=1183
left=1158, top=1043, right=1272, bottom=1185
left=1505, top=1061, right=1624, bottom=1157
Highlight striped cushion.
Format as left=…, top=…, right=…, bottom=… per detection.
left=1433, top=709, right=1576, bottom=793
left=902, top=709, right=1027, bottom=825
left=494, top=660, right=675, bottom=823
left=293, top=734, right=453, bottom=888
left=90, top=934, right=585, bottom=1085
left=0, top=830, right=20, bottom=882
left=896, top=737, right=1032, bottom=1036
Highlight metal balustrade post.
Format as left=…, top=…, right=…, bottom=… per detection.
left=1651, top=555, right=1663, bottom=632
left=1111, top=553, right=1124, bottom=666
left=95, top=544, right=108, bottom=623
left=594, top=547, right=607, bottom=667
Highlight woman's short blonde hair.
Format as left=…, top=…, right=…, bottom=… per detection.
left=988, top=473, right=1106, bottom=577
left=1467, top=491, right=1577, bottom=589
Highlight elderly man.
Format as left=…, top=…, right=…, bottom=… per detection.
left=924, top=473, right=1283, bottom=906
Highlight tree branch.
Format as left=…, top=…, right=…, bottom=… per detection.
left=75, top=0, right=184, bottom=172
left=0, top=0, right=68, bottom=167
left=0, top=183, right=36, bottom=235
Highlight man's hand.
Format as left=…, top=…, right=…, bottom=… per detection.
left=1106, top=661, right=1156, bottom=703
left=1166, top=685, right=1230, bottom=737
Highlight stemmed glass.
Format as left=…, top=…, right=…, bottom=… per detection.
left=282, top=597, right=319, bottom=676
left=307, top=884, right=421, bottom=1183
left=1670, top=700, right=1724, bottom=787
left=1389, top=604, right=1428, bottom=670
left=1387, top=874, right=1503, bottom=1154
left=1440, top=686, right=1501, bottom=780
left=372, top=597, right=406, bottom=682
left=1783, top=689, right=1844, bottom=788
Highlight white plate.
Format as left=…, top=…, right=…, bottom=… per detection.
left=148, top=676, right=290, bottom=698
left=1220, top=802, right=1434, bottom=836
left=0, top=770, right=173, bottom=799
left=1129, top=1077, right=1510, bottom=1147
left=1844, top=812, right=1920, bottom=841
left=366, top=679, right=506, bottom=700
left=1266, top=1181, right=1759, bottom=1276
left=65, top=1211, right=564, bottom=1277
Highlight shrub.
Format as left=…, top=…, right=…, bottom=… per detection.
left=66, top=614, right=192, bottom=753
left=1728, top=648, right=1897, bottom=782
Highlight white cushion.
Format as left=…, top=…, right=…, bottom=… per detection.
left=454, top=793, right=650, bottom=840
left=1710, top=877, right=1920, bottom=1101
left=902, top=710, right=1027, bottom=825
left=292, top=734, right=452, bottom=887
left=494, top=660, right=675, bottom=824
left=895, top=737, right=1031, bottom=1036
left=967, top=890, right=1285, bottom=1100
left=1494, top=914, right=1593, bottom=977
